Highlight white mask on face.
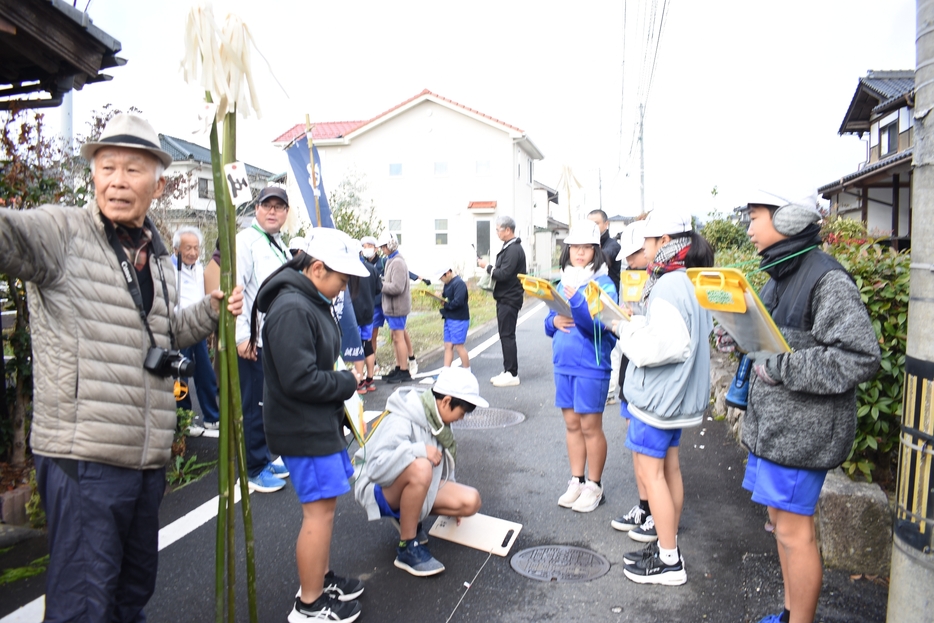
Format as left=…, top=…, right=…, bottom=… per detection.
left=362, top=247, right=376, bottom=259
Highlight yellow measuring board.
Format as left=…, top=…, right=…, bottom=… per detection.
left=686, top=268, right=791, bottom=354
left=620, top=270, right=648, bottom=303
left=518, top=273, right=572, bottom=316
left=583, top=280, right=630, bottom=327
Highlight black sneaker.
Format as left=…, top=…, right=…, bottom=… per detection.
left=611, top=504, right=647, bottom=532
left=383, top=367, right=401, bottom=382
left=323, top=570, right=365, bottom=601
left=288, top=593, right=361, bottom=622
left=628, top=514, right=658, bottom=543
left=623, top=550, right=687, bottom=586
left=386, top=369, right=411, bottom=384
left=623, top=541, right=659, bottom=565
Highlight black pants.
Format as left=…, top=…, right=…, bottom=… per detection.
left=496, top=300, right=521, bottom=376
left=35, top=454, right=165, bottom=623
left=239, top=351, right=272, bottom=478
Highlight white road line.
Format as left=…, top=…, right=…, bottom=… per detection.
left=1, top=302, right=548, bottom=623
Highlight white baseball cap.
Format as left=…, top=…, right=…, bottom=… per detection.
left=288, top=236, right=309, bottom=255
left=305, top=228, right=369, bottom=277
left=564, top=221, right=601, bottom=245
left=641, top=210, right=693, bottom=238
left=617, top=220, right=647, bottom=259
left=376, top=231, right=398, bottom=247
left=432, top=367, right=489, bottom=408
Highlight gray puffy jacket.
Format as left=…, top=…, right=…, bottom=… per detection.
left=0, top=202, right=218, bottom=470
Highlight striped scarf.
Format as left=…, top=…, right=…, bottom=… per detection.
left=642, top=237, right=691, bottom=304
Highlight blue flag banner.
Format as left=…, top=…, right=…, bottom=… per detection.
left=335, top=287, right=364, bottom=361
left=285, top=135, right=334, bottom=228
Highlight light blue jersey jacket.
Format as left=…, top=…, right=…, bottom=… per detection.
left=618, top=270, right=712, bottom=429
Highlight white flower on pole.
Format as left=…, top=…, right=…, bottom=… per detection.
left=181, top=3, right=262, bottom=121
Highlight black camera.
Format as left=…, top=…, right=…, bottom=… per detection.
left=144, top=347, right=195, bottom=378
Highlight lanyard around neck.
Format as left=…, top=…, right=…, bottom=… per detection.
left=252, top=224, right=288, bottom=264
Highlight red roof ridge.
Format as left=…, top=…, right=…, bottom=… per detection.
left=272, top=89, right=525, bottom=144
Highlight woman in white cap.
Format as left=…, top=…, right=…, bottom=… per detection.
left=248, top=228, right=368, bottom=623
left=548, top=221, right=619, bottom=514
left=614, top=210, right=714, bottom=586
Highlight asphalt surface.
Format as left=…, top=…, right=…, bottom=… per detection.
left=0, top=302, right=889, bottom=622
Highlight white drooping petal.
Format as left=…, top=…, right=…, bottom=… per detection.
left=181, top=3, right=263, bottom=121
left=219, top=13, right=262, bottom=119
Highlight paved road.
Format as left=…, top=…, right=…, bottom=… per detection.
left=0, top=302, right=888, bottom=622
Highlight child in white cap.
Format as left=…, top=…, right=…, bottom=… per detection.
left=437, top=264, right=471, bottom=370
left=548, top=221, right=619, bottom=514
left=614, top=210, right=714, bottom=586
left=249, top=227, right=369, bottom=623
left=353, top=367, right=486, bottom=577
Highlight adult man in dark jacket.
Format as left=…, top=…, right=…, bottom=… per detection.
left=477, top=215, right=527, bottom=386
left=588, top=209, right=622, bottom=294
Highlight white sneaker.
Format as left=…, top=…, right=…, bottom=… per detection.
left=572, top=481, right=605, bottom=513
left=186, top=423, right=204, bottom=437
left=408, top=358, right=418, bottom=376
left=492, top=372, right=520, bottom=387
left=558, top=478, right=583, bottom=508
left=489, top=371, right=507, bottom=384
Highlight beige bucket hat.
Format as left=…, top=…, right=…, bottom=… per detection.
left=79, top=113, right=173, bottom=169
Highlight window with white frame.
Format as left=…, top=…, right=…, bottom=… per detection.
left=389, top=163, right=403, bottom=177
left=198, top=177, right=215, bottom=199
left=388, top=219, right=403, bottom=246
left=435, top=219, right=448, bottom=245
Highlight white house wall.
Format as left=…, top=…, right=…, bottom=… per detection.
left=303, top=99, right=537, bottom=278
left=866, top=187, right=893, bottom=236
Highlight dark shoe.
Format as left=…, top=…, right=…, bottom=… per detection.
left=389, top=518, right=429, bottom=545
left=623, top=541, right=659, bottom=565
left=288, top=593, right=360, bottom=622
left=623, top=549, right=686, bottom=585
left=394, top=540, right=445, bottom=577
left=356, top=380, right=368, bottom=395
left=323, top=570, right=364, bottom=601
left=611, top=504, right=647, bottom=532
left=386, top=369, right=411, bottom=384
left=383, top=367, right=401, bottom=382
left=628, top=515, right=658, bottom=542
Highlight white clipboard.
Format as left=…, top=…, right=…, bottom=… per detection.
left=428, top=513, right=523, bottom=557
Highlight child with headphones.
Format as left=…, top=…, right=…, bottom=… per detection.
left=738, top=196, right=879, bottom=623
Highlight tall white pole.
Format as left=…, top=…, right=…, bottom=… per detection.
left=639, top=103, right=645, bottom=215
left=60, top=90, right=73, bottom=155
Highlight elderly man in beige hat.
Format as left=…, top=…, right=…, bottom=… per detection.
left=0, top=113, right=243, bottom=622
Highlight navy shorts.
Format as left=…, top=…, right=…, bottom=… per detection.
left=386, top=315, right=407, bottom=331
left=372, top=305, right=386, bottom=328
left=625, top=415, right=682, bottom=459
left=555, top=373, right=610, bottom=414
left=742, top=453, right=828, bottom=516
left=359, top=322, right=373, bottom=341
left=444, top=319, right=470, bottom=345
left=282, top=452, right=354, bottom=504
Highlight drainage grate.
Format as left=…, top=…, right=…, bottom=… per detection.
left=510, top=546, right=611, bottom=582
left=451, top=408, right=525, bottom=430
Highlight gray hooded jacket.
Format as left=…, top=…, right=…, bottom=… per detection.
left=353, top=387, right=455, bottom=522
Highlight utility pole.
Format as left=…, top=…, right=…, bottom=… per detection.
left=887, top=2, right=934, bottom=620
left=639, top=103, right=645, bottom=215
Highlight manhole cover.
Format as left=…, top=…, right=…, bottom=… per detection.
left=451, top=408, right=525, bottom=430
left=510, top=546, right=610, bottom=582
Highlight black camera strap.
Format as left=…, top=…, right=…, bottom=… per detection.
left=102, top=218, right=176, bottom=350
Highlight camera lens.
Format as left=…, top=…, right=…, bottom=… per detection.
left=173, top=356, right=195, bottom=378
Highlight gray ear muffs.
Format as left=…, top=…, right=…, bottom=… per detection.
left=772, top=202, right=821, bottom=237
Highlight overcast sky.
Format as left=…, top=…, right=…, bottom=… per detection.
left=54, top=0, right=915, bottom=220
